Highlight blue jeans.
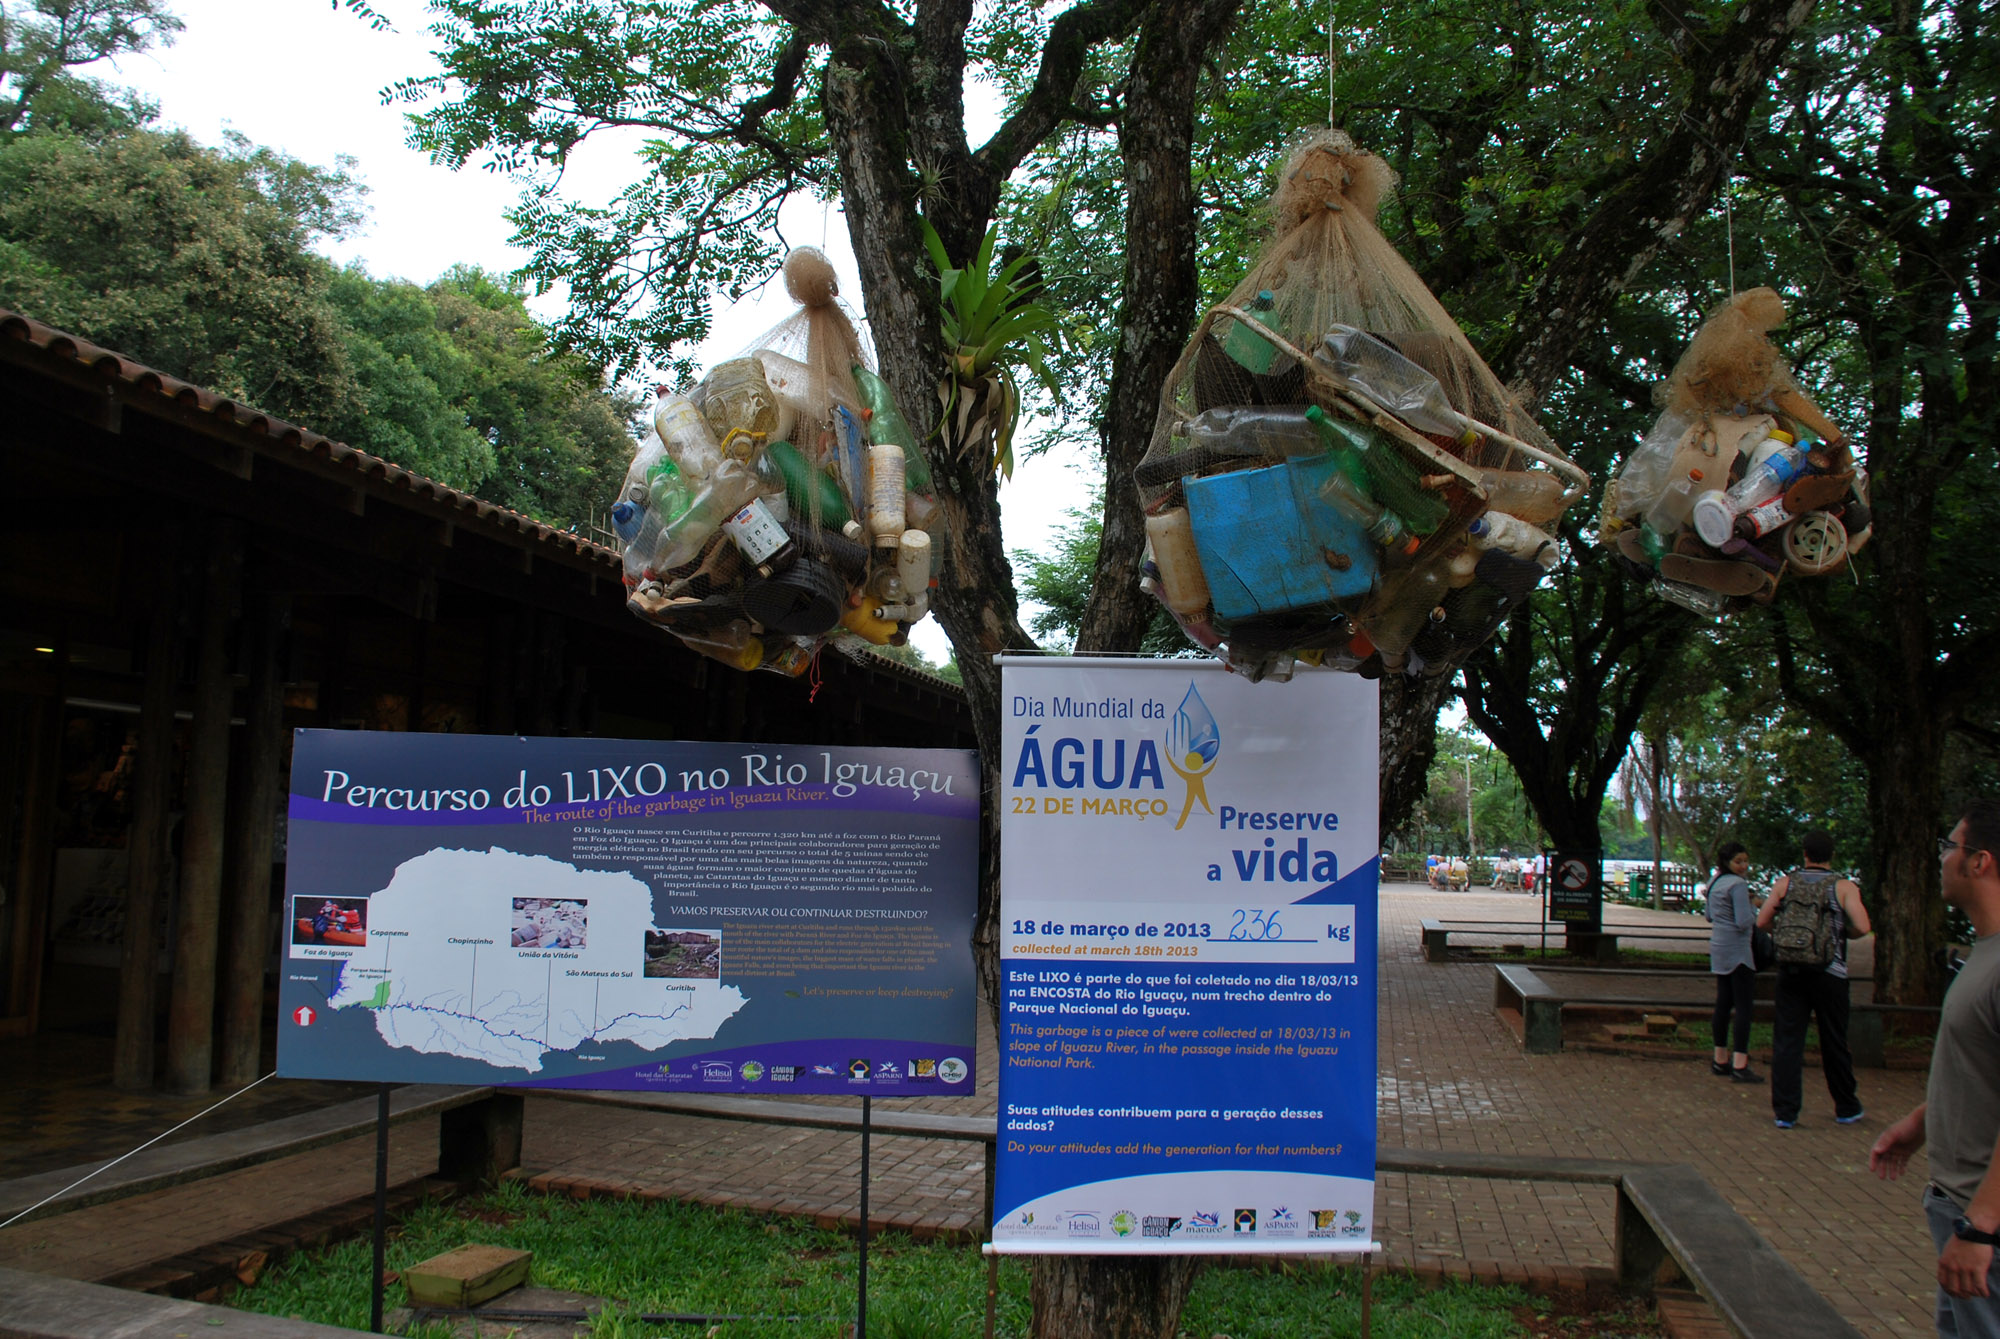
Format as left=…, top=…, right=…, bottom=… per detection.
left=1925, top=1184, right=2000, bottom=1338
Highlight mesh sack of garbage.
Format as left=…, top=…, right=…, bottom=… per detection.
left=1134, top=129, right=1589, bottom=681
left=611, top=248, right=941, bottom=673
left=1601, top=287, right=1868, bottom=617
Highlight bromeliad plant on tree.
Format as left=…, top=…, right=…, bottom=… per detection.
left=921, top=219, right=1060, bottom=481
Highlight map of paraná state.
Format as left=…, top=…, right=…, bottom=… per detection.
left=324, top=847, right=745, bottom=1072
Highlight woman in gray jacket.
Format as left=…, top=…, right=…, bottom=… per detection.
left=1707, top=841, right=1761, bottom=1082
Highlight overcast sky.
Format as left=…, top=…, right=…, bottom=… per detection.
left=92, top=0, right=1097, bottom=662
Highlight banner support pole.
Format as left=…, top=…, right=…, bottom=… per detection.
left=370, top=1084, right=389, bottom=1333
left=857, top=1095, right=871, bottom=1339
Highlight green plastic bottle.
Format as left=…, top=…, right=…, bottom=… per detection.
left=1305, top=405, right=1448, bottom=536
left=852, top=364, right=933, bottom=493
left=765, top=440, right=852, bottom=530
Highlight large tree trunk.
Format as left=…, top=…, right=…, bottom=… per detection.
left=1075, top=0, right=1240, bottom=655
left=1031, top=1256, right=1201, bottom=1339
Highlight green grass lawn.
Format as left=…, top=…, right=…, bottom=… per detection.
left=229, top=1185, right=1663, bottom=1337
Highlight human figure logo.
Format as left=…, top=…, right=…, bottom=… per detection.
left=1166, top=682, right=1222, bottom=830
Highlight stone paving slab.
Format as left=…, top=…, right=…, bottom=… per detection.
left=0, top=884, right=1942, bottom=1338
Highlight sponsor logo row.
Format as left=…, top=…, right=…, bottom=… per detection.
left=646, top=1057, right=969, bottom=1085
left=1011, top=1206, right=1366, bottom=1240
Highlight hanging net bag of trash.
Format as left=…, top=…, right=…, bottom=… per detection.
left=610, top=247, right=942, bottom=672
left=1134, top=128, right=1589, bottom=681
left=1600, top=287, right=1866, bottom=618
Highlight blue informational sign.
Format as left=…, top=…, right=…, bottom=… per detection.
left=277, top=731, right=979, bottom=1096
left=992, top=660, right=1378, bottom=1254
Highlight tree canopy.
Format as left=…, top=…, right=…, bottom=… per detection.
left=0, top=72, right=640, bottom=529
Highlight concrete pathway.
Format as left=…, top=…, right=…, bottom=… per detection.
left=0, top=885, right=1942, bottom=1337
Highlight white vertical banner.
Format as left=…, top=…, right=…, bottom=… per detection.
left=992, top=658, right=1379, bottom=1254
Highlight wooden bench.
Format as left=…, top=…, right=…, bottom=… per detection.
left=1424, top=918, right=1623, bottom=964
left=1484, top=966, right=1924, bottom=1067
left=1493, top=964, right=1565, bottom=1054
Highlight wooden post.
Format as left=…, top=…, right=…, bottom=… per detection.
left=437, top=1092, right=524, bottom=1189
left=114, top=538, right=184, bottom=1089
left=165, top=524, right=241, bottom=1095
left=3, top=694, right=62, bottom=1029
left=219, top=591, right=289, bottom=1087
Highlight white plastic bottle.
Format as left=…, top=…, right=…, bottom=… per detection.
left=1465, top=512, right=1559, bottom=570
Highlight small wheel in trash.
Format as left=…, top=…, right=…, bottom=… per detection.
left=1784, top=512, right=1848, bottom=575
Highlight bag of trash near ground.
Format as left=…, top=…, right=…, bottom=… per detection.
left=1134, top=129, right=1589, bottom=682
left=1600, top=287, right=1869, bottom=617
left=610, top=248, right=942, bottom=673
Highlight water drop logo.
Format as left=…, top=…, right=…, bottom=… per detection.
left=1166, top=682, right=1221, bottom=830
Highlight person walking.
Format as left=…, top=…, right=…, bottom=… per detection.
left=1756, top=828, right=1871, bottom=1128
left=1869, top=799, right=2000, bottom=1335
left=1706, top=841, right=1761, bottom=1082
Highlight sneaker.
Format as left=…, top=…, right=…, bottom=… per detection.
left=1731, top=1066, right=1764, bottom=1084
left=1835, top=1110, right=1866, bottom=1124
left=1774, top=1118, right=1796, bottom=1129
left=1710, top=1061, right=1732, bottom=1076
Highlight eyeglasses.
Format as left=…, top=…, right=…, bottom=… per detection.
left=1940, top=837, right=1991, bottom=860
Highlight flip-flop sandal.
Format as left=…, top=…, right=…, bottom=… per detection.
left=1659, top=552, right=1771, bottom=596
left=1615, top=526, right=1658, bottom=567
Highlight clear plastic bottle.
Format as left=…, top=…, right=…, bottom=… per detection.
left=1305, top=405, right=1449, bottom=535
left=1187, top=406, right=1325, bottom=459
left=1467, top=512, right=1559, bottom=570
left=701, top=357, right=783, bottom=461
left=1651, top=577, right=1726, bottom=619
left=1642, top=467, right=1707, bottom=536
left=1476, top=469, right=1568, bottom=525
left=1724, top=433, right=1808, bottom=512
left=653, top=459, right=761, bottom=571
left=1313, top=325, right=1477, bottom=447
left=654, top=391, right=724, bottom=483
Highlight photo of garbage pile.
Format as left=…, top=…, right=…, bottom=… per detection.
left=613, top=248, right=941, bottom=673
left=1134, top=129, right=1589, bottom=683
left=1600, top=287, right=1868, bottom=616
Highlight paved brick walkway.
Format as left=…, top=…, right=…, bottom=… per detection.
left=0, top=885, right=1943, bottom=1336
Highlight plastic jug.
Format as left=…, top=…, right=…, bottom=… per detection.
left=1145, top=509, right=1212, bottom=617
left=1466, top=513, right=1559, bottom=570
left=1221, top=291, right=1291, bottom=376
left=1642, top=468, right=1707, bottom=536
left=702, top=357, right=784, bottom=460
left=1476, top=469, right=1567, bottom=525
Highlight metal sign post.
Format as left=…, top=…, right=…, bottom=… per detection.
left=370, top=1084, right=389, bottom=1333
left=857, top=1096, right=872, bottom=1339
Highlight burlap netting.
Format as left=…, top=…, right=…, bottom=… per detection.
left=1139, top=126, right=1563, bottom=508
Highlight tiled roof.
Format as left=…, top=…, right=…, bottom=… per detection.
left=1, top=307, right=967, bottom=699
left=0, top=306, right=618, bottom=571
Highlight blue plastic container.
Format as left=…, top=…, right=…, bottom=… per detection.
left=1184, top=453, right=1382, bottom=622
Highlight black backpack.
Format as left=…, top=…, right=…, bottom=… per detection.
left=1771, top=869, right=1842, bottom=967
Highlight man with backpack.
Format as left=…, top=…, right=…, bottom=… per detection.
left=1757, top=829, right=1873, bottom=1129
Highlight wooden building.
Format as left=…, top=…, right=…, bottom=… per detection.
left=0, top=309, right=974, bottom=1095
